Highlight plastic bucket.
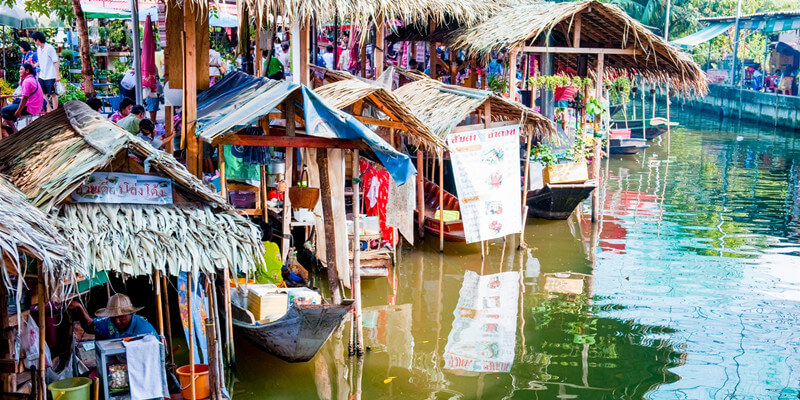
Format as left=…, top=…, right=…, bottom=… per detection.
left=176, top=364, right=210, bottom=400
left=48, top=377, right=92, bottom=400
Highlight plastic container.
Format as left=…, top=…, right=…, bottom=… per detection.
left=176, top=364, right=210, bottom=400
left=229, top=190, right=256, bottom=208
left=48, top=377, right=92, bottom=400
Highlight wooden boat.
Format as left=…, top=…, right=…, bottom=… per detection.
left=611, top=118, right=677, bottom=140
left=230, top=301, right=353, bottom=362
left=609, top=138, right=649, bottom=155
left=414, top=178, right=466, bottom=242
left=526, top=181, right=596, bottom=220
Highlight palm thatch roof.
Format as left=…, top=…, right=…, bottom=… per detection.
left=394, top=76, right=555, bottom=141
left=450, top=1, right=707, bottom=95
left=314, top=76, right=446, bottom=149
left=0, top=178, right=69, bottom=291
left=0, top=101, right=263, bottom=278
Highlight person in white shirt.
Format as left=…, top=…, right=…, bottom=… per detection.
left=209, top=48, right=226, bottom=85
left=322, top=45, right=335, bottom=70
left=277, top=43, right=290, bottom=74
left=31, top=31, right=59, bottom=112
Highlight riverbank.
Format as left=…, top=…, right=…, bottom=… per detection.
left=676, top=83, right=800, bottom=131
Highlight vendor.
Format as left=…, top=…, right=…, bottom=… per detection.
left=69, top=294, right=157, bottom=340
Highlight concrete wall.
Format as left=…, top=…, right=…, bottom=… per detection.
left=680, top=84, right=800, bottom=131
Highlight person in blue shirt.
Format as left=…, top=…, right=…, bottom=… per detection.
left=69, top=293, right=157, bottom=340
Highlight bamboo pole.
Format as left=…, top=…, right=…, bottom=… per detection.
left=155, top=269, right=164, bottom=336
left=317, top=149, right=342, bottom=304
left=37, top=261, right=45, bottom=400
left=519, top=129, right=533, bottom=249
left=416, top=149, right=424, bottom=238
left=205, top=276, right=219, bottom=400
left=438, top=150, right=444, bottom=252
left=218, top=144, right=227, bottom=199
left=591, top=53, right=604, bottom=223
left=188, top=274, right=196, bottom=400
left=351, top=149, right=364, bottom=356
left=222, top=267, right=234, bottom=364
left=282, top=98, right=296, bottom=261
left=161, top=272, right=174, bottom=366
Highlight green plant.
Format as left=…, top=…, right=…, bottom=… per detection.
left=532, top=144, right=558, bottom=167
left=486, top=74, right=508, bottom=94
left=528, top=74, right=593, bottom=92
left=107, top=20, right=128, bottom=49
left=606, top=76, right=632, bottom=104
left=60, top=48, right=75, bottom=61
left=58, top=79, right=87, bottom=105
left=564, top=132, right=596, bottom=163
left=585, top=96, right=606, bottom=118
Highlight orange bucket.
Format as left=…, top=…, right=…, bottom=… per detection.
left=176, top=364, right=210, bottom=400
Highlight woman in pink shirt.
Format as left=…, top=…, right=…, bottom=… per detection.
left=2, top=63, right=43, bottom=136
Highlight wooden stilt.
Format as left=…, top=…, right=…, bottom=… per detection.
left=351, top=149, right=364, bottom=355
left=188, top=274, right=196, bottom=400
left=222, top=267, right=234, bottom=364
left=281, top=97, right=297, bottom=261
left=437, top=150, right=444, bottom=252
left=205, top=276, right=219, bottom=400
left=591, top=53, right=604, bottom=222
left=518, top=130, right=533, bottom=249
left=416, top=149, right=424, bottom=238
left=155, top=269, right=164, bottom=336
left=183, top=2, right=199, bottom=177
left=317, top=149, right=342, bottom=304
left=161, top=272, right=174, bottom=366
left=37, top=261, right=45, bottom=400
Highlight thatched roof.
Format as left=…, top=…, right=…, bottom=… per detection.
left=0, top=178, right=69, bottom=290
left=394, top=76, right=555, bottom=141
left=0, top=102, right=262, bottom=278
left=314, top=76, right=446, bottom=148
left=450, top=1, right=707, bottom=95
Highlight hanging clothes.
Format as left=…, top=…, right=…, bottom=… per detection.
left=359, top=158, right=392, bottom=243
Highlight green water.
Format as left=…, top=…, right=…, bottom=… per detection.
left=232, top=114, right=800, bottom=399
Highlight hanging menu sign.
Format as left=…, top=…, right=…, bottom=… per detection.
left=446, top=124, right=522, bottom=243
left=72, top=172, right=173, bottom=205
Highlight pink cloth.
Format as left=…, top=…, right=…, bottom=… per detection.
left=20, top=75, right=43, bottom=115
left=141, top=15, right=158, bottom=90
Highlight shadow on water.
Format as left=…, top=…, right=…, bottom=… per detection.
left=233, top=110, right=800, bottom=399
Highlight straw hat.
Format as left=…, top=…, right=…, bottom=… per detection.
left=95, top=294, right=144, bottom=318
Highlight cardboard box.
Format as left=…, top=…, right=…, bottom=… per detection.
left=247, top=289, right=288, bottom=322
left=543, top=162, right=588, bottom=185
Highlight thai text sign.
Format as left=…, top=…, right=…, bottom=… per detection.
left=72, top=172, right=173, bottom=205
left=447, top=125, right=522, bottom=243
left=444, top=271, right=519, bottom=373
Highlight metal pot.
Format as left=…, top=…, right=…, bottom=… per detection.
left=267, top=161, right=285, bottom=174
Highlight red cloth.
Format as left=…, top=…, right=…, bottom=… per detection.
left=359, top=159, right=393, bottom=243
left=141, top=15, right=157, bottom=90
left=554, top=86, right=577, bottom=102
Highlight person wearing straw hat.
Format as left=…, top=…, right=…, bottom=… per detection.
left=69, top=294, right=157, bottom=340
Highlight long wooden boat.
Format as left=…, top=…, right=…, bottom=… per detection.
left=526, top=181, right=596, bottom=220
left=230, top=301, right=353, bottom=362
left=609, top=138, right=649, bottom=155
left=414, top=178, right=466, bottom=242
left=611, top=118, right=677, bottom=140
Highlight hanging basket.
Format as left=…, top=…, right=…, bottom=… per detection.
left=288, top=168, right=320, bottom=210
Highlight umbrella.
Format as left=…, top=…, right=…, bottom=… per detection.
left=0, top=2, right=36, bottom=28
left=141, top=14, right=157, bottom=91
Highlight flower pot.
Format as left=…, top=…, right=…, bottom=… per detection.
left=543, top=162, right=588, bottom=185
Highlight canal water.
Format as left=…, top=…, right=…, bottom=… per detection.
left=232, top=112, right=800, bottom=399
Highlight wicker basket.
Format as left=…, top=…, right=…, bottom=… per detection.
left=288, top=169, right=320, bottom=209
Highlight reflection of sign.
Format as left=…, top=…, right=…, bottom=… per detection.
left=544, top=275, right=584, bottom=295
left=447, top=125, right=521, bottom=243
left=444, top=271, right=519, bottom=373
left=72, top=172, right=173, bottom=205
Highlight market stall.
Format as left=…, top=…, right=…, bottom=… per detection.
left=0, top=101, right=264, bottom=400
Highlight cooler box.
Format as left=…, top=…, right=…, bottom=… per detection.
left=543, top=162, right=588, bottom=184
left=284, top=287, right=322, bottom=306
left=247, top=285, right=288, bottom=321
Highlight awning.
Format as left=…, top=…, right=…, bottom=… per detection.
left=670, top=22, right=732, bottom=50
left=742, top=17, right=800, bottom=32
left=196, top=72, right=416, bottom=185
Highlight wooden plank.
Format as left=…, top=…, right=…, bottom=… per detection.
left=522, top=46, right=636, bottom=55
left=354, top=115, right=406, bottom=130
left=165, top=0, right=183, bottom=88
left=183, top=3, right=199, bottom=176
left=508, top=47, right=519, bottom=99
left=218, top=134, right=364, bottom=149
left=450, top=120, right=521, bottom=133
left=195, top=2, right=210, bottom=91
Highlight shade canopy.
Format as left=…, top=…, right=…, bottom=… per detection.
left=81, top=3, right=132, bottom=19
left=670, top=22, right=733, bottom=50
left=700, top=11, right=800, bottom=33
left=197, top=71, right=417, bottom=185
left=0, top=2, right=36, bottom=28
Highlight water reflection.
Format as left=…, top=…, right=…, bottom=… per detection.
left=233, top=112, right=800, bottom=399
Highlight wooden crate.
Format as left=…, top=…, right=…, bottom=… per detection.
left=543, top=162, right=588, bottom=185
left=247, top=290, right=288, bottom=322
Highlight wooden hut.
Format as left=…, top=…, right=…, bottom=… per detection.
left=0, top=179, right=69, bottom=399
left=314, top=71, right=444, bottom=276
left=394, top=75, right=555, bottom=250
left=0, top=101, right=264, bottom=399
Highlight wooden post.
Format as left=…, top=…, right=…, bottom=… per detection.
left=222, top=267, right=234, bottom=364
left=351, top=149, right=364, bottom=355
left=281, top=97, right=296, bottom=261
left=508, top=47, right=519, bottom=99
left=437, top=149, right=444, bottom=252
left=37, top=262, right=45, bottom=400
left=299, top=23, right=310, bottom=85
left=416, top=149, right=424, bottom=238
left=519, top=130, right=533, bottom=248
left=317, top=149, right=342, bottom=304
left=183, top=3, right=199, bottom=177
left=155, top=269, right=164, bottom=336
left=591, top=53, right=604, bottom=222
left=254, top=23, right=262, bottom=77
left=195, top=4, right=210, bottom=91
left=572, top=13, right=582, bottom=48
left=218, top=144, right=227, bottom=198
left=374, top=24, right=384, bottom=76
left=260, top=166, right=268, bottom=223
left=429, top=20, right=437, bottom=80
left=188, top=274, right=196, bottom=400
left=165, top=106, right=175, bottom=153
left=165, top=1, right=183, bottom=88
left=161, top=272, right=174, bottom=366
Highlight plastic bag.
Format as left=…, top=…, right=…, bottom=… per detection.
left=20, top=314, right=51, bottom=370
left=256, top=242, right=284, bottom=284
left=55, top=81, right=66, bottom=97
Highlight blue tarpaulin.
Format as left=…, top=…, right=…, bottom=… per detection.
left=670, top=22, right=733, bottom=50
left=196, top=72, right=416, bottom=185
